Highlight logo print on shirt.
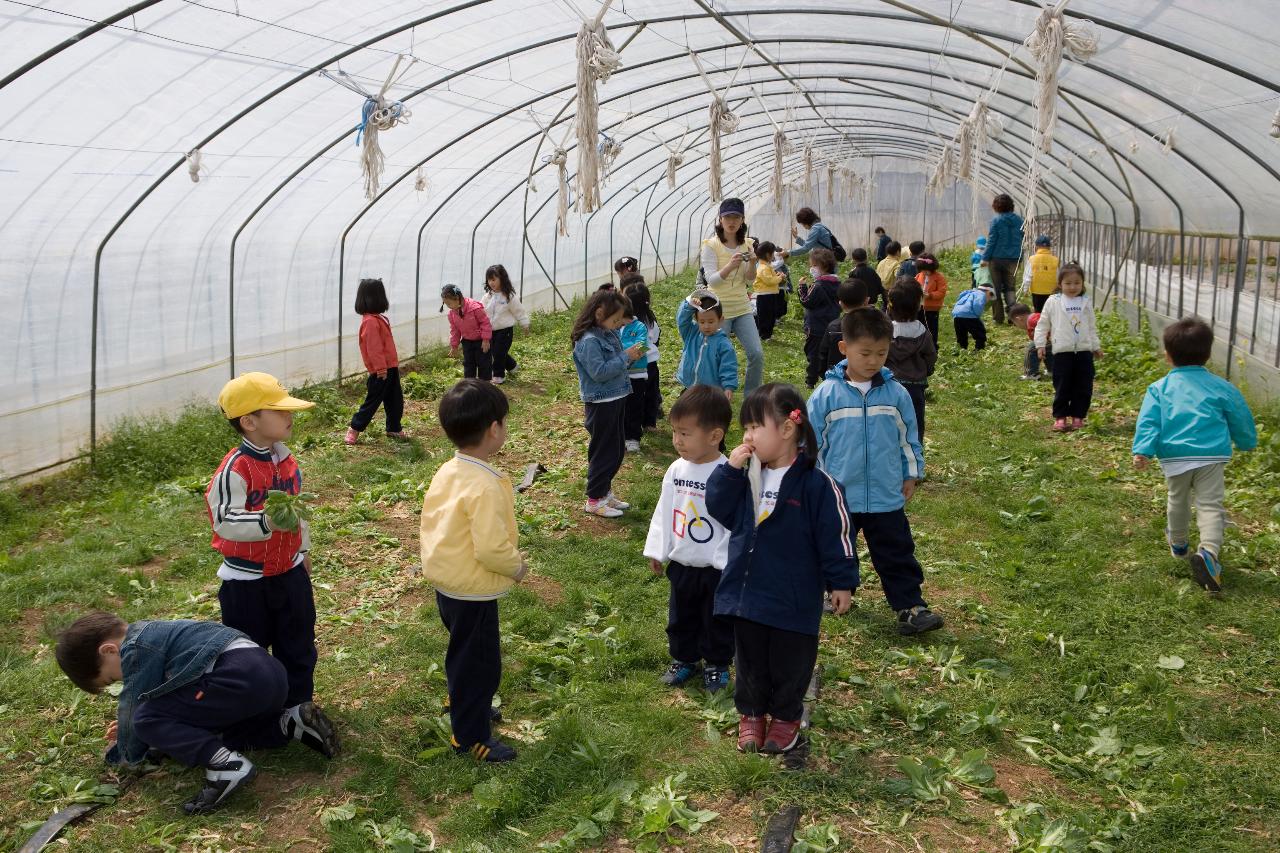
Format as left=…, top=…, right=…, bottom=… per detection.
left=673, top=499, right=715, bottom=543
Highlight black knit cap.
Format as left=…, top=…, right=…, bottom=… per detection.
left=718, top=197, right=745, bottom=216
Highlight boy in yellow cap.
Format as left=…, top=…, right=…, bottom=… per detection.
left=207, top=373, right=326, bottom=717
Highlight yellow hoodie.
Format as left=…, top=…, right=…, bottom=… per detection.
left=419, top=453, right=522, bottom=600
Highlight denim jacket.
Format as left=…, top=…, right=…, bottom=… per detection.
left=573, top=327, right=632, bottom=403
left=108, top=620, right=246, bottom=765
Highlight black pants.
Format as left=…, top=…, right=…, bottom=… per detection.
left=989, top=259, right=1018, bottom=324
left=461, top=338, right=492, bottom=380
left=490, top=327, right=517, bottom=378
left=1051, top=350, right=1095, bottom=418
left=584, top=397, right=626, bottom=500
left=350, top=367, right=404, bottom=433
left=666, top=561, right=735, bottom=667
left=218, top=567, right=317, bottom=707
left=733, top=618, right=818, bottom=721
left=436, top=593, right=501, bottom=749
left=953, top=317, right=987, bottom=350
left=803, top=330, right=824, bottom=387
left=1032, top=293, right=1050, bottom=313
left=755, top=293, right=782, bottom=340
left=623, top=377, right=647, bottom=442
left=852, top=509, right=928, bottom=612
left=644, top=362, right=662, bottom=428
left=902, top=382, right=927, bottom=445
left=133, top=647, right=290, bottom=767
left=924, top=311, right=940, bottom=348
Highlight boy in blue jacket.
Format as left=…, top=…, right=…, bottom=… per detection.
left=677, top=289, right=739, bottom=400
left=807, top=308, right=944, bottom=634
left=1133, top=317, right=1257, bottom=591
left=55, top=613, right=338, bottom=815
left=951, top=284, right=995, bottom=350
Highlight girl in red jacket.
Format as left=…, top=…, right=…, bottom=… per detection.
left=346, top=278, right=409, bottom=445
left=442, top=284, right=493, bottom=380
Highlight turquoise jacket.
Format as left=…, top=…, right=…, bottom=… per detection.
left=1132, top=366, right=1257, bottom=463
left=676, top=301, right=739, bottom=390
left=620, top=319, right=649, bottom=373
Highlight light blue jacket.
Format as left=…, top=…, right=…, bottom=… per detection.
left=1132, top=366, right=1257, bottom=464
left=951, top=288, right=988, bottom=319
left=982, top=211, right=1024, bottom=261
left=573, top=327, right=632, bottom=403
left=790, top=221, right=834, bottom=258
left=676, top=301, right=739, bottom=390
left=807, top=364, right=924, bottom=513
left=620, top=319, right=649, bottom=373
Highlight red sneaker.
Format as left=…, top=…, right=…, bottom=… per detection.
left=1052, top=418, right=1067, bottom=432
left=761, top=718, right=802, bottom=754
left=737, top=716, right=765, bottom=753
left=1071, top=417, right=1084, bottom=430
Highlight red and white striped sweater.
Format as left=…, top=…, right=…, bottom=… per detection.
left=205, top=440, right=310, bottom=579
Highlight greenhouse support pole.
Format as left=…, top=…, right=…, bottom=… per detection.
left=1250, top=239, right=1265, bottom=354
left=1225, top=215, right=1249, bottom=379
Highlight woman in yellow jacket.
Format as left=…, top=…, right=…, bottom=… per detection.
left=1023, top=234, right=1059, bottom=312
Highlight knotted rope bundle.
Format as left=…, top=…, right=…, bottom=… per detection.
left=1270, top=108, right=1280, bottom=139
left=414, top=165, right=428, bottom=194
left=707, top=96, right=740, bottom=202
left=769, top=128, right=786, bottom=211
left=186, top=149, right=202, bottom=183
left=801, top=143, right=814, bottom=194
left=826, top=162, right=837, bottom=205
left=545, top=148, right=570, bottom=237
left=1024, top=3, right=1099, bottom=154
left=596, top=131, right=623, bottom=183
left=573, top=2, right=621, bottom=213
left=322, top=57, right=414, bottom=199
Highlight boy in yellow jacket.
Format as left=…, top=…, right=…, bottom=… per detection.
left=1022, top=234, right=1059, bottom=312
left=420, top=379, right=527, bottom=762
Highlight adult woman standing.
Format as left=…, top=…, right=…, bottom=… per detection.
left=979, top=193, right=1025, bottom=325
left=780, top=207, right=834, bottom=260
left=700, top=198, right=764, bottom=393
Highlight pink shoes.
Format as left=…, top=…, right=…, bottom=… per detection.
left=386, top=430, right=411, bottom=440
left=1071, top=417, right=1084, bottom=430
left=1052, top=418, right=1068, bottom=432
left=344, top=427, right=359, bottom=445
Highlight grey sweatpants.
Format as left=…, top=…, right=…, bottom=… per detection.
left=1166, top=462, right=1226, bottom=556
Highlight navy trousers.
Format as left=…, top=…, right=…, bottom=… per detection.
left=350, top=367, right=404, bottom=433
left=666, top=561, right=735, bottom=667
left=1051, top=350, right=1095, bottom=419
left=901, top=381, right=927, bottom=445
left=584, top=397, right=626, bottom=500
left=218, top=566, right=317, bottom=707
left=643, top=362, right=662, bottom=428
left=437, top=592, right=502, bottom=749
left=133, top=647, right=289, bottom=767
left=461, top=338, right=493, bottom=380
left=732, top=618, right=817, bottom=721
left=853, top=509, right=928, bottom=612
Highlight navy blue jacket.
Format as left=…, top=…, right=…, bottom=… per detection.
left=706, top=454, right=859, bottom=635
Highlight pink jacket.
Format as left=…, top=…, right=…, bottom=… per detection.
left=448, top=297, right=492, bottom=347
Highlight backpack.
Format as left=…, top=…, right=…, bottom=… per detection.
left=828, top=233, right=847, bottom=263
left=898, top=257, right=918, bottom=279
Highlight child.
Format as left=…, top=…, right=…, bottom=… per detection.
left=676, top=288, right=739, bottom=399
left=798, top=247, right=842, bottom=388
left=970, top=237, right=987, bottom=286
left=210, top=373, right=320, bottom=709
left=483, top=264, right=530, bottom=385
left=818, top=279, right=869, bottom=374
left=622, top=277, right=663, bottom=431
left=56, top=613, right=338, bottom=814
left=807, top=308, right=944, bottom=636
left=886, top=284, right=937, bottom=443
left=443, top=284, right=493, bottom=381
left=644, top=385, right=735, bottom=693
left=614, top=255, right=639, bottom=283
left=420, top=380, right=528, bottom=762
left=1132, top=318, right=1258, bottom=591
left=572, top=289, right=647, bottom=517
left=874, top=226, right=892, bottom=262
left=915, top=253, right=948, bottom=347
left=1034, top=262, right=1102, bottom=431
left=848, top=247, right=885, bottom=309
left=1009, top=303, right=1049, bottom=379
left=952, top=283, right=995, bottom=350
left=875, top=240, right=904, bottom=284
left=705, top=384, right=858, bottom=754
left=1022, top=234, right=1060, bottom=312
left=898, top=240, right=927, bottom=279
left=752, top=241, right=786, bottom=341
left=620, top=300, right=650, bottom=453
left=346, top=278, right=408, bottom=445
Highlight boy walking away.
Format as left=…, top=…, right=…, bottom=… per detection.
left=210, top=373, right=320, bottom=710
left=645, top=386, right=735, bottom=693
left=952, top=284, right=995, bottom=350
left=886, top=284, right=937, bottom=443
left=1009, top=303, right=1049, bottom=379
left=620, top=300, right=650, bottom=453
left=807, top=308, right=944, bottom=635
left=56, top=614, right=337, bottom=815
left=420, top=380, right=528, bottom=762
left=898, top=241, right=927, bottom=280
left=677, top=289, right=739, bottom=399
left=1133, top=318, right=1257, bottom=592
left=442, top=284, right=493, bottom=380
left=915, top=253, right=948, bottom=348
left=1023, top=235, right=1059, bottom=312
left=752, top=241, right=786, bottom=341
left=848, top=247, right=885, bottom=309
left=874, top=226, right=892, bottom=262
left=798, top=247, right=842, bottom=388
left=818, top=279, right=869, bottom=375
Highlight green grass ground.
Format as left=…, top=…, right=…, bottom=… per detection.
left=3, top=247, right=1280, bottom=852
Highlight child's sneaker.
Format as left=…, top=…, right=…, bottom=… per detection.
left=584, top=498, right=623, bottom=518
left=454, top=737, right=517, bottom=763
left=492, top=376, right=505, bottom=384
left=385, top=430, right=412, bottom=440
left=281, top=702, right=341, bottom=758
left=897, top=606, right=944, bottom=635
left=1071, top=417, right=1084, bottom=430
left=660, top=660, right=700, bottom=686
left=703, top=666, right=730, bottom=693
left=605, top=492, right=631, bottom=511
left=1052, top=418, right=1068, bottom=432
left=1020, top=373, right=1039, bottom=381
left=344, top=427, right=359, bottom=445
left=737, top=715, right=765, bottom=753
left=184, top=749, right=256, bottom=814
left=761, top=718, right=802, bottom=754
left=624, top=439, right=641, bottom=453
left=1166, top=529, right=1190, bottom=559
left=1190, top=547, right=1223, bottom=592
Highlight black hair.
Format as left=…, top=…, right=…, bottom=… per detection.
left=714, top=219, right=748, bottom=245
left=810, top=247, right=836, bottom=274
left=1008, top=303, right=1032, bottom=321
left=695, top=295, right=723, bottom=319
left=596, top=282, right=617, bottom=292
left=874, top=226, right=886, bottom=235
left=439, top=379, right=509, bottom=448
left=618, top=271, right=646, bottom=290
left=1057, top=260, right=1087, bottom=294
left=908, top=241, right=926, bottom=256
left=795, top=207, right=819, bottom=227
left=915, top=253, right=939, bottom=272
left=755, top=240, right=777, bottom=260
left=992, top=193, right=1015, bottom=213
left=440, top=284, right=464, bottom=315
left=838, top=279, right=869, bottom=309
left=851, top=247, right=868, bottom=263
left=614, top=256, right=639, bottom=275
left=570, top=290, right=631, bottom=344
left=484, top=264, right=515, bottom=299
left=887, top=282, right=921, bottom=321
left=885, top=240, right=902, bottom=256
left=355, top=278, right=390, bottom=315
left=842, top=305, right=893, bottom=343
left=56, top=612, right=127, bottom=694
left=739, top=384, right=818, bottom=469
left=669, top=384, right=732, bottom=434
left=1163, top=317, right=1214, bottom=366
left=622, top=281, right=656, bottom=327
left=227, top=414, right=256, bottom=435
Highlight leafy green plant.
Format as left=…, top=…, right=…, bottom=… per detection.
left=30, top=775, right=119, bottom=805
left=264, top=489, right=316, bottom=531
left=362, top=816, right=435, bottom=851
left=877, top=684, right=950, bottom=733
left=792, top=822, right=842, bottom=853
left=889, top=749, right=1005, bottom=804
left=957, top=699, right=1006, bottom=737
left=537, top=780, right=638, bottom=851
left=631, top=772, right=718, bottom=851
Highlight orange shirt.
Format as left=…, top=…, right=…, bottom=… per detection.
left=918, top=271, right=949, bottom=311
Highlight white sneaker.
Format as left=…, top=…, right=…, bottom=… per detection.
left=492, top=376, right=505, bottom=384
left=584, top=499, right=624, bottom=518
left=624, top=439, right=641, bottom=453
left=184, top=749, right=256, bottom=814
left=605, top=491, right=631, bottom=510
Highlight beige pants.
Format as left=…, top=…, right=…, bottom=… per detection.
left=1166, top=462, right=1226, bottom=556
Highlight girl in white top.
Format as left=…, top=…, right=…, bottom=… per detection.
left=699, top=197, right=763, bottom=393
left=1034, top=261, right=1103, bottom=432
left=482, top=264, right=530, bottom=385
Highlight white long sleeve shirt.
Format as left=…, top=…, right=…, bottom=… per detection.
left=644, top=456, right=731, bottom=570
left=1034, top=292, right=1100, bottom=353
left=483, top=290, right=530, bottom=331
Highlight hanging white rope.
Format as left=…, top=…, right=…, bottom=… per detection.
left=1270, top=108, right=1280, bottom=139
left=826, top=162, right=837, bottom=205
left=185, top=149, right=202, bottom=183
left=691, top=49, right=747, bottom=202
left=801, top=142, right=814, bottom=195
left=597, top=131, right=624, bottom=183
left=528, top=108, right=574, bottom=236
left=414, top=165, right=428, bottom=194
left=322, top=57, right=415, bottom=199
left=659, top=126, right=690, bottom=190
left=752, top=88, right=787, bottom=212
left=573, top=0, right=621, bottom=213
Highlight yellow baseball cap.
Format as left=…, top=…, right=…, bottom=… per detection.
left=218, top=372, right=315, bottom=419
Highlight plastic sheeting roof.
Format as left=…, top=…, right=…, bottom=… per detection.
left=3, top=1, right=1279, bottom=478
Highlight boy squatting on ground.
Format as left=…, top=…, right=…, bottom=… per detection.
left=644, top=385, right=735, bottom=693
left=807, top=308, right=944, bottom=635
left=56, top=614, right=338, bottom=814
left=1132, top=317, right=1257, bottom=592
left=676, top=289, right=739, bottom=399
left=420, top=379, right=528, bottom=763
